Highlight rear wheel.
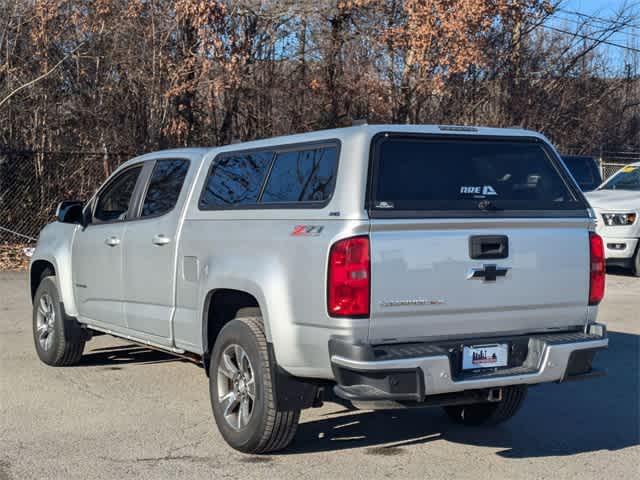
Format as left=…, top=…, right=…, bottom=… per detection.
left=32, top=276, right=85, bottom=366
left=443, top=385, right=527, bottom=426
left=210, top=316, right=300, bottom=453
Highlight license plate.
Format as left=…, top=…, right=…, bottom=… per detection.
left=462, top=343, right=509, bottom=370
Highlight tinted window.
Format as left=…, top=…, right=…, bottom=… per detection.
left=94, top=166, right=142, bottom=222
left=142, top=159, right=190, bottom=217
left=562, top=156, right=601, bottom=191
left=371, top=138, right=582, bottom=212
left=262, top=147, right=338, bottom=203
left=200, top=151, right=273, bottom=208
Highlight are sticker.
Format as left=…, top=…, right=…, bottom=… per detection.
left=460, top=185, right=497, bottom=196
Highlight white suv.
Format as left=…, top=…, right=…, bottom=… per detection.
left=586, top=162, right=640, bottom=276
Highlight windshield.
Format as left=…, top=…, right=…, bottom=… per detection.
left=370, top=136, right=584, bottom=215
left=600, top=166, right=640, bottom=191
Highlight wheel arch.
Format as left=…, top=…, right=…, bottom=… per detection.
left=30, top=259, right=56, bottom=300
left=28, top=222, right=79, bottom=315
left=201, top=288, right=265, bottom=372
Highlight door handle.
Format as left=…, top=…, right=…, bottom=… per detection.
left=152, top=234, right=171, bottom=246
left=105, top=236, right=120, bottom=247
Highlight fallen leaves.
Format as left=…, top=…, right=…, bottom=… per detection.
left=0, top=243, right=32, bottom=272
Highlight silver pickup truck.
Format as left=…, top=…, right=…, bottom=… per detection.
left=30, top=125, right=608, bottom=453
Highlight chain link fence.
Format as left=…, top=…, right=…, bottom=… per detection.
left=0, top=148, right=131, bottom=270
left=601, top=162, right=629, bottom=180
left=599, top=151, right=640, bottom=181
left=1, top=146, right=638, bottom=271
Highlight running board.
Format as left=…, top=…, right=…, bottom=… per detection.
left=83, top=324, right=202, bottom=365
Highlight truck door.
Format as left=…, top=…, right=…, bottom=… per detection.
left=122, top=158, right=191, bottom=342
left=72, top=164, right=145, bottom=328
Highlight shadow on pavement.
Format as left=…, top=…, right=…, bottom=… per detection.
left=286, top=331, right=639, bottom=458
left=76, top=343, right=185, bottom=367
left=606, top=266, right=637, bottom=278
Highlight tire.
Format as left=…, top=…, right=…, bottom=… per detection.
left=631, top=243, right=640, bottom=277
left=443, top=385, right=527, bottom=426
left=209, top=316, right=300, bottom=453
left=32, top=276, right=85, bottom=366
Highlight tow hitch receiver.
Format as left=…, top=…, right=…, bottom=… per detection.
left=487, top=388, right=503, bottom=402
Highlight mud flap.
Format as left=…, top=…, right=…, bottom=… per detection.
left=267, top=344, right=318, bottom=410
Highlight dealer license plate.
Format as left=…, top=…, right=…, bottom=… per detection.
left=462, top=343, right=509, bottom=370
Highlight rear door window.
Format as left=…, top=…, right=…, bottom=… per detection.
left=142, top=159, right=190, bottom=217
left=370, top=136, right=585, bottom=215
left=261, top=147, right=338, bottom=204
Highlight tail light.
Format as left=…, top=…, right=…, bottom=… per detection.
left=589, top=232, right=605, bottom=305
left=327, top=236, right=370, bottom=317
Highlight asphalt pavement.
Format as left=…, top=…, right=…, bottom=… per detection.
left=1, top=271, right=638, bottom=479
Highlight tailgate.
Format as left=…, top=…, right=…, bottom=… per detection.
left=369, top=219, right=591, bottom=342
left=366, top=132, right=591, bottom=343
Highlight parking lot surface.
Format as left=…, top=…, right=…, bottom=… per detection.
left=1, top=271, right=638, bottom=480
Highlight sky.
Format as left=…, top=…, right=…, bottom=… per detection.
left=548, top=0, right=640, bottom=70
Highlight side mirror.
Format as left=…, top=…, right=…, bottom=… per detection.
left=56, top=201, right=85, bottom=225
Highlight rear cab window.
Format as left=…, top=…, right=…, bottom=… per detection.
left=199, top=142, right=339, bottom=209
left=368, top=134, right=588, bottom=217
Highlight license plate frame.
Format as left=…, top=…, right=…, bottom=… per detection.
left=462, top=343, right=509, bottom=370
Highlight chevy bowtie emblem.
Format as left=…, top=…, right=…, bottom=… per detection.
left=468, top=264, right=510, bottom=282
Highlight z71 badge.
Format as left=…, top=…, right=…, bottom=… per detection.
left=291, top=225, right=324, bottom=237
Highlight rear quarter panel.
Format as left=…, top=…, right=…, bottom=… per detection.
left=175, top=217, right=370, bottom=377
left=175, top=132, right=372, bottom=378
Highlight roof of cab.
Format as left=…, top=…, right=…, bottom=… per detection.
left=204, top=124, right=545, bottom=153
left=123, top=124, right=548, bottom=168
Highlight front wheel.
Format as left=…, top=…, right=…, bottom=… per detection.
left=209, top=316, right=300, bottom=453
left=32, top=276, right=85, bottom=366
left=443, top=385, right=527, bottom=426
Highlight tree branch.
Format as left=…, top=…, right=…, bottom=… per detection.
left=0, top=42, right=84, bottom=109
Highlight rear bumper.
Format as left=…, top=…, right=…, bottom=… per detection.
left=329, top=324, right=608, bottom=403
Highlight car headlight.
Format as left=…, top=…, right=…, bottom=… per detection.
left=602, top=212, right=637, bottom=226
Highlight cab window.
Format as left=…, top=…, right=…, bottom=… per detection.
left=94, top=166, right=142, bottom=222
left=142, top=159, right=190, bottom=217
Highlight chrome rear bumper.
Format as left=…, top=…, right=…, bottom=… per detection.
left=330, top=325, right=608, bottom=401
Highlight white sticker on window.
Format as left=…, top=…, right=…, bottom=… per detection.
left=460, top=185, right=498, bottom=196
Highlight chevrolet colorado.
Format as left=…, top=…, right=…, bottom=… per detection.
left=30, top=125, right=608, bottom=453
